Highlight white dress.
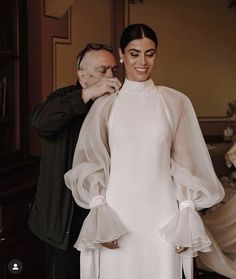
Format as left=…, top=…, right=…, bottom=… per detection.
left=64, top=79, right=224, bottom=279
left=100, top=79, right=181, bottom=279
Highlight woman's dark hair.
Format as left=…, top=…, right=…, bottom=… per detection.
left=120, top=23, right=158, bottom=53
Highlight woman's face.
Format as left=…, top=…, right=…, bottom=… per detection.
left=119, top=37, right=157, bottom=82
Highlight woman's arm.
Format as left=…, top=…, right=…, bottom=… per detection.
left=160, top=93, right=224, bottom=256
left=64, top=94, right=128, bottom=251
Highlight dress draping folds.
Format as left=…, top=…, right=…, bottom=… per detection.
left=64, top=79, right=224, bottom=279
left=196, top=141, right=236, bottom=279
left=199, top=193, right=236, bottom=278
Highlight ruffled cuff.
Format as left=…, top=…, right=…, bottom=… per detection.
left=159, top=200, right=212, bottom=257
left=74, top=196, right=128, bottom=250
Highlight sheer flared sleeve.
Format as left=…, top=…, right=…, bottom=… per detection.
left=159, top=91, right=225, bottom=258
left=64, top=93, right=127, bottom=251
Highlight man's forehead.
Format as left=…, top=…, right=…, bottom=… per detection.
left=81, top=49, right=116, bottom=69
left=95, top=64, right=117, bottom=70
left=88, top=49, right=114, bottom=59
left=91, top=52, right=117, bottom=67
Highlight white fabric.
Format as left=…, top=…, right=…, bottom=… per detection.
left=196, top=142, right=236, bottom=278
left=89, top=195, right=106, bottom=209
left=80, top=249, right=100, bottom=279
left=74, top=203, right=128, bottom=250
left=183, top=257, right=193, bottom=279
left=65, top=79, right=224, bottom=279
left=64, top=92, right=128, bottom=252
left=225, top=142, right=236, bottom=168
left=179, top=200, right=195, bottom=210
left=198, top=193, right=236, bottom=278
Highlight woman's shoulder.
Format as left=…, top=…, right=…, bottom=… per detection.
left=91, top=93, right=117, bottom=111
left=157, top=85, right=189, bottom=101
left=156, top=85, right=192, bottom=109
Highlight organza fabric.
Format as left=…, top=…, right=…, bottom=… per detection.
left=64, top=79, right=224, bottom=279
left=64, top=93, right=128, bottom=251
left=199, top=193, right=236, bottom=278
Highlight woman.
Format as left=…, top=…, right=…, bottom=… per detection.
left=65, top=24, right=224, bottom=279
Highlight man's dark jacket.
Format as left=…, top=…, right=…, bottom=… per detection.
left=29, top=83, right=91, bottom=250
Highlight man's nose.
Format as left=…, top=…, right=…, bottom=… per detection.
left=105, top=68, right=114, bottom=78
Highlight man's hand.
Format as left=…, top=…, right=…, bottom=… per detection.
left=101, top=240, right=119, bottom=249
left=82, top=77, right=122, bottom=103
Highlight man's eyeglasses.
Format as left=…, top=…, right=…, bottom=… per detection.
left=76, top=43, right=113, bottom=69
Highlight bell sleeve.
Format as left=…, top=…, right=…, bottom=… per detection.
left=159, top=95, right=225, bottom=257
left=64, top=94, right=128, bottom=251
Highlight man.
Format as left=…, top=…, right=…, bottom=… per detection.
left=29, top=43, right=121, bottom=279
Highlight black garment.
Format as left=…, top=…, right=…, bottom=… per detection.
left=45, top=243, right=80, bottom=279
left=29, top=83, right=91, bottom=260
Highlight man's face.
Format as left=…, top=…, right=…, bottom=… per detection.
left=78, top=49, right=118, bottom=88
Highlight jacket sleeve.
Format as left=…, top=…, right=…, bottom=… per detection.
left=64, top=94, right=128, bottom=251
left=159, top=94, right=225, bottom=257
left=32, top=85, right=90, bottom=138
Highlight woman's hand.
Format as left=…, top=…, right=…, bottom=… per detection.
left=175, top=246, right=188, bottom=254
left=101, top=240, right=119, bottom=249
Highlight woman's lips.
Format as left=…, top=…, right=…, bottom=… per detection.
left=135, top=67, right=148, bottom=72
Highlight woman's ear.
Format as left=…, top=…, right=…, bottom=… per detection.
left=76, top=69, right=87, bottom=88
left=118, top=48, right=124, bottom=63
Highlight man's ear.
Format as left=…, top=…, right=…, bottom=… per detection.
left=77, top=69, right=87, bottom=88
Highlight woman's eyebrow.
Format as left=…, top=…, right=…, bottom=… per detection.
left=145, top=49, right=156, bottom=53
left=128, top=49, right=140, bottom=52
left=128, top=48, right=156, bottom=53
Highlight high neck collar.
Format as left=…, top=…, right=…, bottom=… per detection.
left=120, top=79, right=155, bottom=94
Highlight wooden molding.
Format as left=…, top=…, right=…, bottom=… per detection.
left=112, top=0, right=128, bottom=82
left=44, top=0, right=74, bottom=18
left=52, top=9, right=72, bottom=90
